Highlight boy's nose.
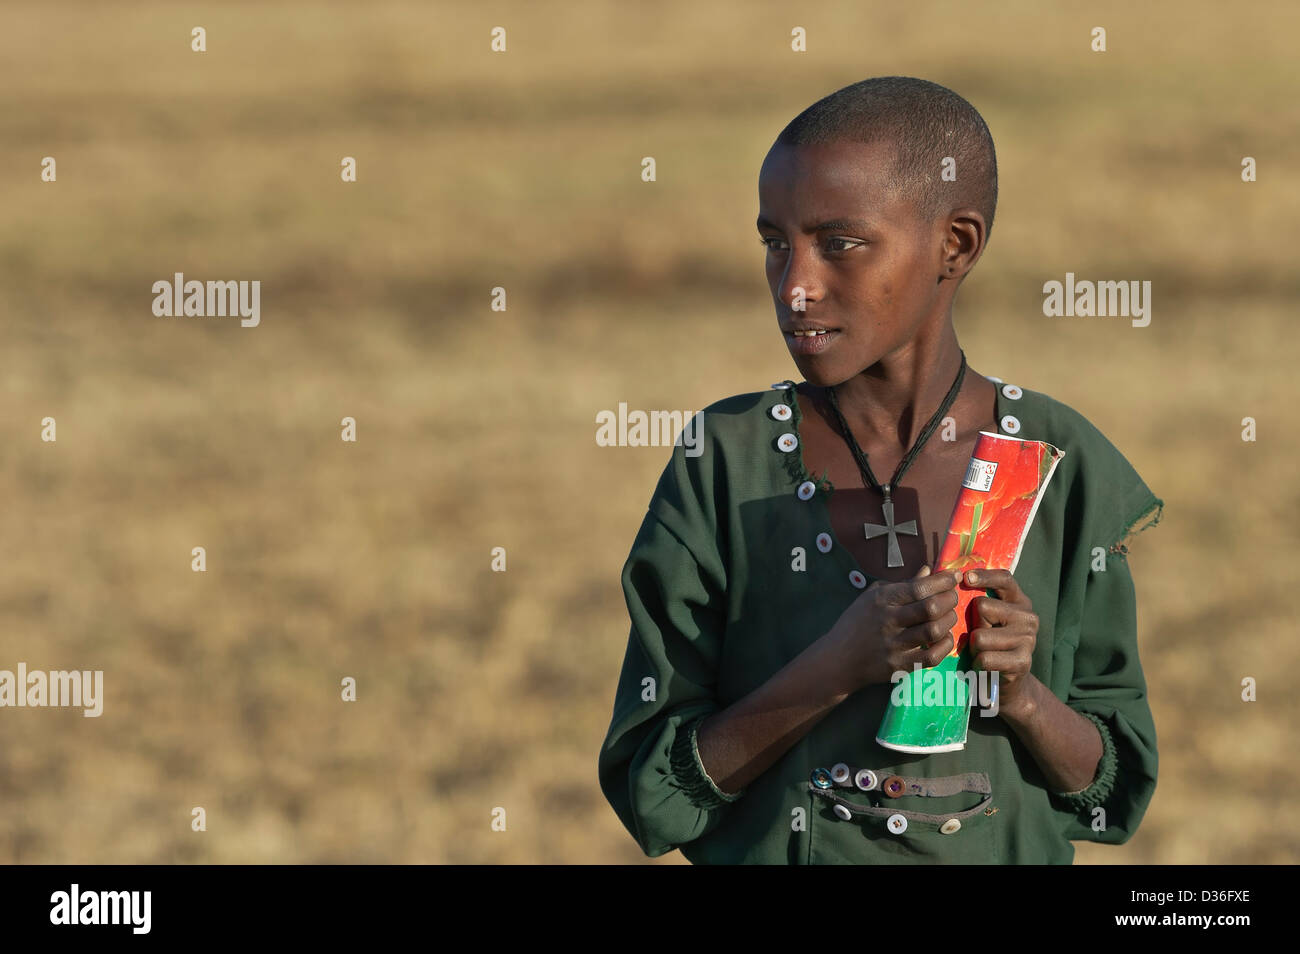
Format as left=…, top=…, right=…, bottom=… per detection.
left=778, top=254, right=822, bottom=310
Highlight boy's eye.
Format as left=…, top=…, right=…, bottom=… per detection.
left=759, top=236, right=864, bottom=252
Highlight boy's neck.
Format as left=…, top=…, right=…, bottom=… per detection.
left=822, top=328, right=968, bottom=451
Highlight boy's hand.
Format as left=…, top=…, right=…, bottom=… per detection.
left=963, top=569, right=1038, bottom=717
left=820, top=565, right=962, bottom=693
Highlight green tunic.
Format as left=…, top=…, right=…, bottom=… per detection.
left=597, top=378, right=1163, bottom=864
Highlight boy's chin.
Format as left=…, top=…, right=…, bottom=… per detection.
left=792, top=359, right=857, bottom=390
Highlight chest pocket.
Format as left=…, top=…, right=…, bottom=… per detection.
left=808, top=771, right=998, bottom=863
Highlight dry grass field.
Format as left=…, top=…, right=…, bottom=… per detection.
left=0, top=0, right=1296, bottom=863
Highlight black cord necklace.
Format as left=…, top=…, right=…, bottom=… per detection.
left=824, top=350, right=968, bottom=568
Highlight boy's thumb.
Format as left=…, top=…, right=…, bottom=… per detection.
left=915, top=565, right=932, bottom=578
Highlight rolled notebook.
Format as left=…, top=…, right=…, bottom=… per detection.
left=875, top=430, right=1065, bottom=753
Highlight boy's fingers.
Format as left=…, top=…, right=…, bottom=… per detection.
left=891, top=587, right=959, bottom=630
left=968, top=627, right=1022, bottom=653
left=900, top=631, right=955, bottom=668
left=964, top=568, right=1027, bottom=606
left=972, top=650, right=1024, bottom=674
left=889, top=567, right=961, bottom=605
left=895, top=614, right=957, bottom=651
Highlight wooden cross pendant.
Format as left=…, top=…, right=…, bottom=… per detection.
left=864, top=485, right=917, bottom=568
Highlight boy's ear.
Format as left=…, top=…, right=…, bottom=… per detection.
left=940, top=207, right=987, bottom=281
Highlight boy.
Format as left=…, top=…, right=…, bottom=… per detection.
left=597, top=77, right=1162, bottom=863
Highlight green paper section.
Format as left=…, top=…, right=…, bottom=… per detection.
left=875, top=651, right=974, bottom=752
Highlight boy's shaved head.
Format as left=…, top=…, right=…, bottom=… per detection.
left=775, top=76, right=998, bottom=239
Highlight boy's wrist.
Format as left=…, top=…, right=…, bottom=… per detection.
left=995, top=675, right=1042, bottom=725
left=807, top=626, right=871, bottom=704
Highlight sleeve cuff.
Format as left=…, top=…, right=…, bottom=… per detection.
left=1050, top=710, right=1119, bottom=812
left=668, top=712, right=744, bottom=808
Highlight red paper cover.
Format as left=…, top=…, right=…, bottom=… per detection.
left=936, top=431, right=1064, bottom=656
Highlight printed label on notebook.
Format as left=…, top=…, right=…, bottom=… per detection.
left=962, top=457, right=998, bottom=492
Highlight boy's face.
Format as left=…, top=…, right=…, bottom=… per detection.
left=757, top=139, right=950, bottom=387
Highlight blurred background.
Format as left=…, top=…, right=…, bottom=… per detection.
left=0, top=0, right=1296, bottom=863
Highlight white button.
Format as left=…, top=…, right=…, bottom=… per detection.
left=777, top=433, right=798, bottom=452
left=887, top=813, right=908, bottom=834
left=854, top=769, right=878, bottom=791
left=816, top=532, right=833, bottom=553
left=848, top=570, right=867, bottom=589
left=1000, top=414, right=1021, bottom=435
left=833, top=804, right=853, bottom=821
left=830, top=763, right=851, bottom=785
left=797, top=480, right=816, bottom=500
left=1001, top=384, right=1022, bottom=400
left=940, top=818, right=962, bottom=835
left=771, top=403, right=793, bottom=421
left=770, top=380, right=795, bottom=390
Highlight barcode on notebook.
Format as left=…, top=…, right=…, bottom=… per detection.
left=963, top=457, right=997, bottom=492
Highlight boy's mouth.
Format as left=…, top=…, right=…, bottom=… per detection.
left=783, top=327, right=841, bottom=355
